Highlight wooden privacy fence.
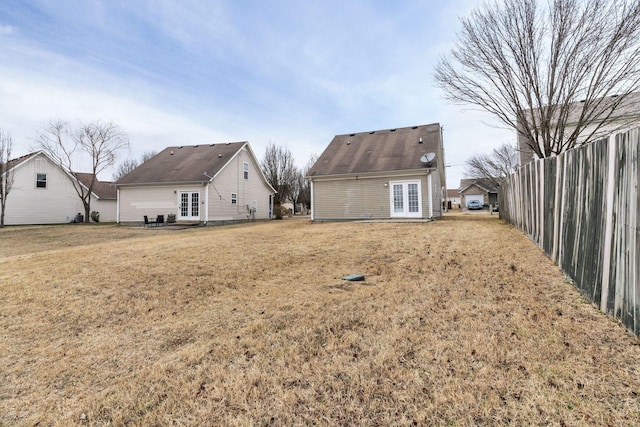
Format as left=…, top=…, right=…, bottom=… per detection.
left=500, top=129, right=640, bottom=336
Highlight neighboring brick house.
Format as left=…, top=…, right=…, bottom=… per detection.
left=459, top=178, right=498, bottom=209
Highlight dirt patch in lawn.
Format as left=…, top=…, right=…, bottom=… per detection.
left=1, top=215, right=639, bottom=425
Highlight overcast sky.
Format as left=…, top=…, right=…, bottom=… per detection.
left=0, top=0, right=514, bottom=187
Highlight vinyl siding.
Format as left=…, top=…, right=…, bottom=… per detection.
left=208, top=147, right=272, bottom=220
left=312, top=173, right=441, bottom=221
left=117, top=146, right=273, bottom=223
left=4, top=154, right=88, bottom=224
left=92, top=198, right=116, bottom=222
left=118, top=184, right=203, bottom=223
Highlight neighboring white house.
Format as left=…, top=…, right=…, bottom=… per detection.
left=115, top=142, right=276, bottom=224
left=306, top=123, right=446, bottom=221
left=518, top=92, right=640, bottom=165
left=2, top=151, right=117, bottom=225
left=446, top=189, right=461, bottom=209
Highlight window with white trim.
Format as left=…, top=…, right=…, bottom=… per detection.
left=231, top=193, right=237, bottom=204
left=243, top=162, right=249, bottom=179
left=36, top=173, right=47, bottom=189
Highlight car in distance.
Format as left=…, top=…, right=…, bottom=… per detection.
left=466, top=200, right=483, bottom=210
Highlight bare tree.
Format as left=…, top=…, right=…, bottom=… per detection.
left=0, top=131, right=14, bottom=227
left=113, top=151, right=157, bottom=181
left=260, top=142, right=297, bottom=206
left=38, top=120, right=129, bottom=223
left=435, top=0, right=640, bottom=159
left=295, top=153, right=318, bottom=212
left=113, top=159, right=138, bottom=181
left=465, top=143, right=518, bottom=188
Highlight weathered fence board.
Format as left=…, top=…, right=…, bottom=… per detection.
left=500, top=129, right=640, bottom=337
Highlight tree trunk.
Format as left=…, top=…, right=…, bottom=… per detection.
left=84, top=203, right=91, bottom=223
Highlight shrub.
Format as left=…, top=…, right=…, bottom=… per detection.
left=167, top=213, right=176, bottom=223
left=90, top=211, right=100, bottom=223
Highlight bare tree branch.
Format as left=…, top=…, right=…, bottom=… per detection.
left=435, top=0, right=640, bottom=159
left=260, top=143, right=297, bottom=207
left=0, top=131, right=14, bottom=226
left=38, top=120, right=129, bottom=223
left=465, top=143, right=518, bottom=188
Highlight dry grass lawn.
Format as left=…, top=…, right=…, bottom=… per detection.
left=1, top=215, right=640, bottom=425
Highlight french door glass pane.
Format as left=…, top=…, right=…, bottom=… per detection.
left=181, top=193, right=189, bottom=217
left=408, top=183, right=419, bottom=213
left=192, top=193, right=199, bottom=217
left=393, top=184, right=404, bottom=213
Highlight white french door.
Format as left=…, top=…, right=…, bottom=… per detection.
left=390, top=181, right=422, bottom=218
left=178, top=191, right=200, bottom=220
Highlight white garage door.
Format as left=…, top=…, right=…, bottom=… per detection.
left=466, top=194, right=483, bottom=204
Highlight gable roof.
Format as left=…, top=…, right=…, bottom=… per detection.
left=446, top=189, right=460, bottom=198
left=115, top=142, right=248, bottom=185
left=75, top=173, right=116, bottom=200
left=307, top=123, right=442, bottom=177
left=459, top=178, right=498, bottom=193
left=4, top=151, right=114, bottom=199
left=3, top=152, right=39, bottom=173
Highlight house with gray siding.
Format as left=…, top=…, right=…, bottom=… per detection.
left=1, top=151, right=116, bottom=224
left=115, top=142, right=275, bottom=224
left=307, top=124, right=446, bottom=221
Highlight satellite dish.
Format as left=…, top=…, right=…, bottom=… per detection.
left=420, top=152, right=436, bottom=164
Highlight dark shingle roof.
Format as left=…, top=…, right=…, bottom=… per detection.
left=307, top=123, right=442, bottom=177
left=4, top=152, right=39, bottom=171
left=115, top=142, right=247, bottom=185
left=75, top=173, right=116, bottom=199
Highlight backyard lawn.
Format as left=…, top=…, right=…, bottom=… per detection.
left=1, top=215, right=639, bottom=425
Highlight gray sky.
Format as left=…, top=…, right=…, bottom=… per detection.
left=0, top=0, right=514, bottom=187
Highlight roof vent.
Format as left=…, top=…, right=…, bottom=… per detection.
left=419, top=137, right=423, bottom=143
left=347, top=140, right=351, bottom=145
left=369, top=131, right=375, bottom=134
left=210, top=144, right=215, bottom=146
left=390, top=128, right=396, bottom=132
left=412, top=126, right=418, bottom=129
left=170, top=150, right=174, bottom=155
left=349, top=133, right=355, bottom=136
left=194, top=145, right=198, bottom=148
left=178, top=146, right=183, bottom=149
left=218, top=154, right=222, bottom=158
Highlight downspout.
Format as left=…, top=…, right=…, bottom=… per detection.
left=427, top=172, right=433, bottom=219
left=310, top=180, right=315, bottom=221
left=116, top=187, right=120, bottom=224
left=204, top=181, right=209, bottom=225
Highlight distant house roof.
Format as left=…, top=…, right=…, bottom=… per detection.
left=446, top=189, right=460, bottom=198
left=75, top=173, right=116, bottom=200
left=307, top=123, right=442, bottom=177
left=459, top=178, right=498, bottom=193
left=115, top=142, right=248, bottom=185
